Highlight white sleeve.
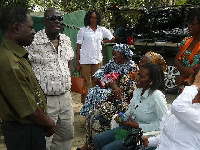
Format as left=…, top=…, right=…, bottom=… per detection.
left=102, top=27, right=114, bottom=40
left=76, top=27, right=84, bottom=44
left=171, top=86, right=200, bottom=132
left=148, top=134, right=161, bottom=147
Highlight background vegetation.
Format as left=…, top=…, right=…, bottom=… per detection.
left=0, top=0, right=199, bottom=29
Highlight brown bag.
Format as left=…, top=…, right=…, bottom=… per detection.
left=71, top=76, right=86, bottom=94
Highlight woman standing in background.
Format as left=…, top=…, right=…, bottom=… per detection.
left=76, top=11, right=115, bottom=104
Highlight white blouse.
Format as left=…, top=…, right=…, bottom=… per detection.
left=76, top=26, right=114, bottom=64
left=149, top=86, right=200, bottom=150
left=124, top=88, right=168, bottom=132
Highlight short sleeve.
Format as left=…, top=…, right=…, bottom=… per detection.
left=1, top=65, right=39, bottom=119
left=102, top=27, right=114, bottom=40
left=77, top=27, right=84, bottom=44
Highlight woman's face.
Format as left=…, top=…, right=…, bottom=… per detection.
left=90, top=12, right=98, bottom=26
left=139, top=56, right=151, bottom=68
left=136, top=67, right=152, bottom=90
left=188, top=18, right=200, bottom=36
left=112, top=50, right=124, bottom=63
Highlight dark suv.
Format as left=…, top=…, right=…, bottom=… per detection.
left=112, top=5, right=200, bottom=91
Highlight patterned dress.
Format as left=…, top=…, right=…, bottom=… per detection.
left=80, top=59, right=137, bottom=117
left=179, top=37, right=200, bottom=68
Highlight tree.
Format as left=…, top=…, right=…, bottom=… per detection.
left=0, top=0, right=29, bottom=12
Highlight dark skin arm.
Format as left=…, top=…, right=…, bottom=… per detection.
left=122, top=115, right=139, bottom=128
left=114, top=115, right=139, bottom=128
left=68, top=59, right=73, bottom=73
left=76, top=43, right=81, bottom=71
left=174, top=48, right=194, bottom=85
left=102, top=37, right=115, bottom=44
left=106, top=80, right=123, bottom=100
left=26, top=107, right=55, bottom=137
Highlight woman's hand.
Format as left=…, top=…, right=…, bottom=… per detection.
left=184, top=67, right=194, bottom=77
left=141, top=136, right=149, bottom=147
left=193, top=64, right=200, bottom=73
left=75, top=64, right=81, bottom=71
left=92, top=77, right=100, bottom=86
left=113, top=86, right=123, bottom=100
left=176, top=74, right=187, bottom=85
left=193, top=70, right=200, bottom=89
left=123, top=115, right=139, bottom=128
left=114, top=114, right=120, bottom=124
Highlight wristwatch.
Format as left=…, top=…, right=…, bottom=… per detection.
left=191, top=85, right=199, bottom=91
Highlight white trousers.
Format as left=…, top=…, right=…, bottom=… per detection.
left=46, top=91, right=74, bottom=150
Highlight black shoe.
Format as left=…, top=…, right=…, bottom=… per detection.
left=76, top=148, right=81, bottom=150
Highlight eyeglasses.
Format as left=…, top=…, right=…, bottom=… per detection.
left=45, top=15, right=63, bottom=22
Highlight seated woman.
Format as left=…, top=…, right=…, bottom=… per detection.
left=142, top=71, right=200, bottom=149
left=93, top=63, right=168, bottom=150
left=80, top=44, right=137, bottom=117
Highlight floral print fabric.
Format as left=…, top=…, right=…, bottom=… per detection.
left=179, top=37, right=200, bottom=68
left=26, top=29, right=74, bottom=95
left=80, top=59, right=137, bottom=116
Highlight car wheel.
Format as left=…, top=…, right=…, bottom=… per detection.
left=165, top=65, right=180, bottom=90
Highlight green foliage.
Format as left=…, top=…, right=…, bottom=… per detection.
left=0, top=0, right=196, bottom=29
left=186, top=0, right=200, bottom=5
left=0, top=0, right=29, bottom=12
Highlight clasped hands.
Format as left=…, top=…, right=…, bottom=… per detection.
left=114, top=114, right=139, bottom=128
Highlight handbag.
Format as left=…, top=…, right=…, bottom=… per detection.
left=123, top=128, right=144, bottom=150
left=71, top=72, right=86, bottom=94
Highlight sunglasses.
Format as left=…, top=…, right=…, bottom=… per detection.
left=45, top=15, right=63, bottom=22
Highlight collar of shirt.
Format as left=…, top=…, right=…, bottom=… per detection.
left=139, top=88, right=150, bottom=99
left=2, top=37, right=28, bottom=58
left=33, top=29, right=64, bottom=45
left=86, top=25, right=100, bottom=30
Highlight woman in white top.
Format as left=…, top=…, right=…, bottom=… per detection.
left=142, top=72, right=200, bottom=150
left=76, top=11, right=115, bottom=104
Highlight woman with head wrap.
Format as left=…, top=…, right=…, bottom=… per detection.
left=80, top=44, right=137, bottom=116
left=77, top=44, right=137, bottom=150
left=139, top=51, right=167, bottom=73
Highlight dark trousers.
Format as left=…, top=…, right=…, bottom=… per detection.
left=2, top=121, right=46, bottom=150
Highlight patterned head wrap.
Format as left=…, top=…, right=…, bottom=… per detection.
left=112, top=44, right=134, bottom=60
left=144, top=51, right=167, bottom=73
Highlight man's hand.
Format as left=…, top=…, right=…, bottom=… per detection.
left=45, top=120, right=56, bottom=137
left=26, top=108, right=56, bottom=137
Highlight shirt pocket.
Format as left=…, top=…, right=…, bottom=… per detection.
left=83, top=32, right=94, bottom=41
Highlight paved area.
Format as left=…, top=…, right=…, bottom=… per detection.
left=0, top=92, right=177, bottom=150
